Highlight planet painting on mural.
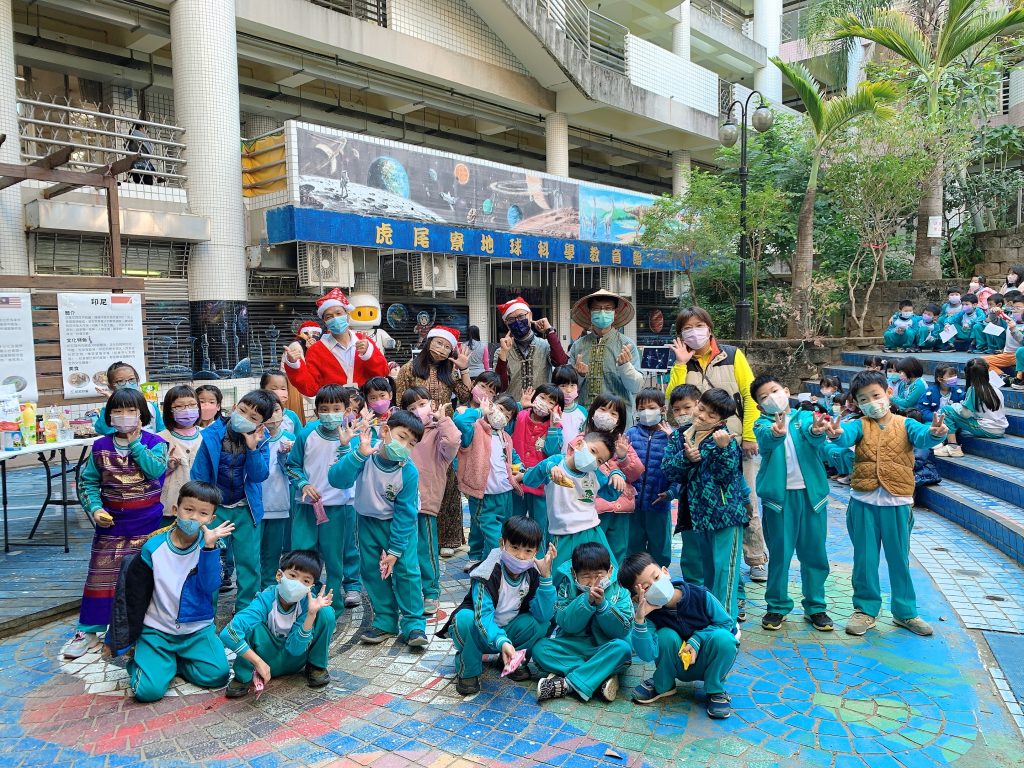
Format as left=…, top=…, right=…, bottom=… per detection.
left=386, top=303, right=409, bottom=330
left=507, top=205, right=523, bottom=227
left=428, top=168, right=438, bottom=183
left=366, top=157, right=411, bottom=199
left=481, top=198, right=494, bottom=215
left=649, top=309, right=664, bottom=334
left=453, top=163, right=470, bottom=185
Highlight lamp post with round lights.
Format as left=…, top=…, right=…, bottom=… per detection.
left=719, top=91, right=773, bottom=340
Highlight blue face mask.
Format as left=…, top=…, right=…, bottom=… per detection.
left=591, top=310, right=615, bottom=329
left=176, top=516, right=201, bottom=538
left=277, top=576, right=309, bottom=604
left=230, top=410, right=259, bottom=434
left=326, top=315, right=349, bottom=335
left=114, top=380, right=139, bottom=391
left=645, top=575, right=674, bottom=607
left=507, top=317, right=531, bottom=339
left=572, top=443, right=598, bottom=474
left=383, top=439, right=411, bottom=463
left=319, top=412, right=346, bottom=431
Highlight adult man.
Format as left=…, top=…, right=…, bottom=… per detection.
left=493, top=296, right=569, bottom=400
left=284, top=288, right=390, bottom=395
left=569, top=289, right=643, bottom=422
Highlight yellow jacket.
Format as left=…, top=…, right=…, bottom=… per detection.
left=665, top=342, right=758, bottom=443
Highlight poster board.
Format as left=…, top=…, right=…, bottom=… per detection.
left=0, top=293, right=39, bottom=402
left=57, top=293, right=146, bottom=399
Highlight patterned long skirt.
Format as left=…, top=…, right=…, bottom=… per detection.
left=78, top=530, right=151, bottom=628
left=437, top=465, right=465, bottom=549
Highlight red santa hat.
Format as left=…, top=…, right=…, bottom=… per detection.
left=498, top=297, right=530, bottom=321
left=426, top=325, right=460, bottom=349
left=296, top=320, right=322, bottom=339
left=316, top=287, right=354, bottom=318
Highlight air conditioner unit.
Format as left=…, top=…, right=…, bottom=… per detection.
left=297, top=243, right=354, bottom=289
left=600, top=267, right=633, bottom=298
left=664, top=272, right=687, bottom=299
left=413, top=254, right=458, bottom=293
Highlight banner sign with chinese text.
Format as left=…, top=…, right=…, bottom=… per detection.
left=0, top=293, right=38, bottom=402
left=57, top=293, right=146, bottom=400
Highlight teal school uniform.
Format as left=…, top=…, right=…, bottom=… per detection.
left=890, top=378, right=927, bottom=412
left=882, top=312, right=918, bottom=350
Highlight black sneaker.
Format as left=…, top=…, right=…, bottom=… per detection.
left=218, top=574, right=234, bottom=594
left=507, top=662, right=532, bottom=682
left=1012, top=376, right=1024, bottom=391
left=455, top=676, right=480, bottom=696
left=536, top=674, right=569, bottom=702
left=761, top=612, right=785, bottom=631
left=632, top=678, right=676, bottom=705
left=359, top=627, right=396, bottom=644
left=305, top=665, right=331, bottom=687
left=805, top=612, right=835, bottom=632
left=225, top=677, right=249, bottom=699
left=706, top=692, right=732, bottom=719
left=737, top=599, right=747, bottom=623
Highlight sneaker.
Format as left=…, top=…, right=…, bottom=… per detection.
left=359, top=627, right=396, bottom=644
left=737, top=598, right=747, bottom=623
left=805, top=612, right=834, bottom=632
left=536, top=674, right=569, bottom=703
left=344, top=591, right=362, bottom=609
left=462, top=560, right=482, bottom=574
left=748, top=564, right=768, bottom=583
left=455, top=675, right=480, bottom=696
left=932, top=444, right=953, bottom=457
left=632, top=678, right=676, bottom=705
left=423, top=598, right=440, bottom=615
left=62, top=631, right=100, bottom=659
left=439, top=547, right=456, bottom=559
left=946, top=444, right=964, bottom=458
left=883, top=346, right=896, bottom=352
left=225, top=677, right=250, bottom=698
left=836, top=475, right=852, bottom=486
left=845, top=611, right=877, bottom=636
left=894, top=616, right=934, bottom=636
left=761, top=612, right=785, bottom=631
left=598, top=676, right=619, bottom=702
left=706, top=692, right=732, bottom=719
left=305, top=665, right=331, bottom=688
left=507, top=662, right=532, bottom=682
left=405, top=630, right=429, bottom=648
left=1012, top=376, right=1024, bottom=391
left=218, top=574, right=234, bottom=594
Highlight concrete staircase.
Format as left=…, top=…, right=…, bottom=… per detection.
left=808, top=350, right=1024, bottom=568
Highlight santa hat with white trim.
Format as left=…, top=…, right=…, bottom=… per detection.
left=426, top=325, right=460, bottom=349
left=498, top=297, right=530, bottom=321
left=315, top=287, right=354, bottom=318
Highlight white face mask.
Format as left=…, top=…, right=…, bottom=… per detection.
left=593, top=411, right=617, bottom=432
left=638, top=408, right=662, bottom=426
left=486, top=410, right=509, bottom=431
left=761, top=389, right=789, bottom=415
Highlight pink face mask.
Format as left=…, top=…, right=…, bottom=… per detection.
left=369, top=399, right=391, bottom=415
left=561, top=385, right=578, bottom=405
left=471, top=385, right=490, bottom=403
left=413, top=404, right=432, bottom=424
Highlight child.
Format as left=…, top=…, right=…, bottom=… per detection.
left=522, top=431, right=627, bottom=574
left=287, top=384, right=362, bottom=610
left=260, top=371, right=303, bottom=435
left=329, top=410, right=428, bottom=647
left=625, top=388, right=673, bottom=567
left=158, top=385, right=202, bottom=524
left=585, top=393, right=628, bottom=436
left=1001, top=266, right=1024, bottom=294
left=531, top=542, right=633, bottom=703
left=443, top=516, right=557, bottom=695
left=259, top=401, right=295, bottom=589
left=362, top=376, right=396, bottom=430
left=969, top=275, right=996, bottom=309
left=936, top=357, right=1008, bottom=457
left=890, top=357, right=926, bottom=412
left=196, top=384, right=223, bottom=427
left=971, top=293, right=1007, bottom=354
left=904, top=410, right=941, bottom=489
left=512, top=383, right=564, bottom=545
left=63, top=387, right=169, bottom=659
left=940, top=288, right=964, bottom=326
left=191, top=388, right=275, bottom=613
left=662, top=388, right=747, bottom=620
left=553, top=364, right=588, bottom=451
left=222, top=549, right=336, bottom=697
left=815, top=376, right=842, bottom=417
left=828, top=370, right=948, bottom=637
left=914, top=304, right=942, bottom=351
left=882, top=300, right=918, bottom=352
left=619, top=552, right=738, bottom=718
left=455, top=394, right=525, bottom=576
left=862, top=356, right=883, bottom=373
left=595, top=430, right=643, bottom=566
left=946, top=293, right=984, bottom=351
left=467, top=371, right=502, bottom=409
left=751, top=375, right=833, bottom=632
left=669, top=384, right=701, bottom=428
left=117, top=481, right=233, bottom=701
left=984, top=289, right=1024, bottom=387
left=92, top=361, right=165, bottom=435
left=918, top=365, right=965, bottom=419
left=403, top=386, right=460, bottom=612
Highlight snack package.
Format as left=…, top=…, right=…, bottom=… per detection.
left=678, top=643, right=695, bottom=671
left=141, top=382, right=160, bottom=404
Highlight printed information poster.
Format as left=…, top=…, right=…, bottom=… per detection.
left=0, top=293, right=38, bottom=401
left=57, top=293, right=146, bottom=399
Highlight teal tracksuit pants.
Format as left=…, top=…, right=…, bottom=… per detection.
left=550, top=525, right=614, bottom=575
left=882, top=328, right=914, bottom=349
left=231, top=606, right=337, bottom=683
left=679, top=529, right=704, bottom=586
left=216, top=503, right=261, bottom=614
left=599, top=512, right=631, bottom=565
left=762, top=490, right=829, bottom=616
left=450, top=608, right=550, bottom=679
left=628, top=506, right=672, bottom=568
left=972, top=321, right=1006, bottom=353
left=915, top=324, right=940, bottom=350
left=531, top=635, right=632, bottom=701
left=292, top=503, right=361, bottom=601
left=846, top=499, right=918, bottom=620
left=418, top=514, right=440, bottom=602
left=358, top=514, right=426, bottom=639
left=650, top=627, right=738, bottom=697
left=260, top=517, right=288, bottom=589
left=128, top=625, right=229, bottom=702
left=686, top=525, right=743, bottom=621
left=468, top=492, right=514, bottom=561
left=515, top=493, right=548, bottom=547
left=941, top=404, right=1006, bottom=439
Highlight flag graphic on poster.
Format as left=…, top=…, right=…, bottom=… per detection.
left=0, top=292, right=38, bottom=401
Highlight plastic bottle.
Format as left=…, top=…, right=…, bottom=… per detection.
left=58, top=408, right=74, bottom=442
left=19, top=402, right=36, bottom=446
left=44, top=406, right=60, bottom=443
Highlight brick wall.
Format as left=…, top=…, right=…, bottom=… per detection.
left=720, top=337, right=881, bottom=392
left=844, top=279, right=951, bottom=337
left=975, top=228, right=1024, bottom=281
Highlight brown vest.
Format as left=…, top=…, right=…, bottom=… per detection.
left=851, top=416, right=915, bottom=497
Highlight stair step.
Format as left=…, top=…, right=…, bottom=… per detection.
left=916, top=479, right=1024, bottom=567
left=960, top=433, right=1024, bottom=470
left=932, top=453, right=1024, bottom=508
left=840, top=349, right=1000, bottom=375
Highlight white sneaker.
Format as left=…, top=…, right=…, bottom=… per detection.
left=62, top=631, right=100, bottom=659
left=932, top=444, right=952, bottom=457
left=946, top=444, right=964, bottom=458
left=423, top=598, right=440, bottom=615
left=439, top=548, right=456, bottom=558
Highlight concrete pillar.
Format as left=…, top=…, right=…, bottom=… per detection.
left=1010, top=67, right=1024, bottom=126
left=555, top=267, right=572, bottom=346
left=467, top=258, right=490, bottom=345
left=846, top=39, right=865, bottom=94
left=0, top=0, right=27, bottom=275
left=672, top=150, right=691, bottom=197
left=671, top=1, right=690, bottom=61
left=171, top=0, right=248, bottom=375
left=753, top=0, right=782, bottom=102
left=546, top=112, right=569, bottom=177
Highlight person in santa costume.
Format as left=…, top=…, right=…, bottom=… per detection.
left=395, top=326, right=472, bottom=556
left=284, top=288, right=390, bottom=395
left=493, top=297, right=569, bottom=401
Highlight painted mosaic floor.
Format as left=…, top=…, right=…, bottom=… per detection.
left=0, top=483, right=1022, bottom=767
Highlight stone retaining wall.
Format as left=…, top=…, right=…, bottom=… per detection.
left=975, top=227, right=1024, bottom=281
left=720, top=337, right=881, bottom=391
left=843, top=279, right=951, bottom=337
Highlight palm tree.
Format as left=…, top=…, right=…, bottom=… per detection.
left=830, top=0, right=1024, bottom=278
left=772, top=58, right=896, bottom=338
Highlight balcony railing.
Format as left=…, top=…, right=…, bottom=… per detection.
left=781, top=7, right=806, bottom=43
left=538, top=0, right=627, bottom=74
left=306, top=0, right=388, bottom=27
left=691, top=0, right=751, bottom=36
left=17, top=97, right=187, bottom=187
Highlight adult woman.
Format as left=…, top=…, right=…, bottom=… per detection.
left=395, top=326, right=472, bottom=555
left=464, top=325, right=489, bottom=378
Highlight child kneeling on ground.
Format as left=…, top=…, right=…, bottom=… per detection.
left=618, top=552, right=739, bottom=719
left=221, top=549, right=336, bottom=697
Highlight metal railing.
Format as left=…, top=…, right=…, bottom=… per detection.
left=781, top=7, right=806, bottom=43
left=719, top=80, right=735, bottom=115
left=538, top=0, right=628, bottom=74
left=17, top=97, right=187, bottom=187
left=691, top=0, right=749, bottom=34
left=307, top=0, right=387, bottom=27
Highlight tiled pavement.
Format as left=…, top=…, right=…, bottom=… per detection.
left=1, top=478, right=1023, bottom=767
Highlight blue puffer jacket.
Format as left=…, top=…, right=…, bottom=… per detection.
left=918, top=382, right=966, bottom=418
left=625, top=424, right=671, bottom=513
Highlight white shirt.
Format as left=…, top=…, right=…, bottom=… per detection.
left=493, top=572, right=531, bottom=627
left=559, top=405, right=588, bottom=452
left=304, top=428, right=353, bottom=506
left=544, top=458, right=601, bottom=536
left=267, top=596, right=300, bottom=638
left=143, top=538, right=208, bottom=635
left=262, top=434, right=291, bottom=519
left=485, top=434, right=513, bottom=495
left=323, top=333, right=357, bottom=383
left=851, top=486, right=914, bottom=507
left=353, top=457, right=410, bottom=520
left=783, top=414, right=805, bottom=490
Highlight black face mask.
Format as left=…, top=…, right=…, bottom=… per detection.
left=508, top=318, right=531, bottom=339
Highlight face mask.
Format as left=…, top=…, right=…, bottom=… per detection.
left=175, top=516, right=201, bottom=538
left=471, top=385, right=490, bottom=404
left=369, top=399, right=391, bottom=415
left=325, top=315, right=349, bottom=335
left=900, top=311, right=913, bottom=320
left=531, top=400, right=551, bottom=418
left=572, top=442, right=598, bottom=473
left=591, top=310, right=615, bottom=330
left=499, top=549, right=536, bottom=575
left=1015, top=312, right=1023, bottom=323
left=593, top=410, right=617, bottom=432
left=174, top=407, right=200, bottom=427
left=644, top=575, right=674, bottom=607
left=277, top=576, right=309, bottom=604
left=383, top=439, right=411, bottom=463
left=922, top=314, right=934, bottom=324
left=114, top=380, right=139, bottom=391
left=413, top=405, right=433, bottom=424
left=761, top=390, right=789, bottom=415
left=265, top=419, right=283, bottom=435
left=318, top=412, right=346, bottom=431
left=507, top=318, right=531, bottom=339
left=1009, top=275, right=1019, bottom=285
left=675, top=414, right=693, bottom=428
left=681, top=327, right=710, bottom=350
left=859, top=399, right=889, bottom=419
left=230, top=411, right=259, bottom=434
left=200, top=402, right=220, bottom=421
left=486, top=410, right=508, bottom=431
left=820, top=389, right=835, bottom=398
left=639, top=408, right=662, bottom=426
left=111, top=414, right=140, bottom=431
left=561, top=386, right=578, bottom=406
left=969, top=283, right=980, bottom=292
left=948, top=296, right=961, bottom=306
left=944, top=377, right=959, bottom=387
left=899, top=372, right=909, bottom=382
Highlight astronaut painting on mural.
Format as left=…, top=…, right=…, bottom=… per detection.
left=348, top=291, right=401, bottom=371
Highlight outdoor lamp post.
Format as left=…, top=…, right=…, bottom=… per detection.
left=719, top=91, right=773, bottom=340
